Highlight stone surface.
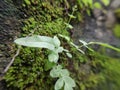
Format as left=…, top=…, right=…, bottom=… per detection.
left=72, top=6, right=120, bottom=57
left=0, top=0, right=20, bottom=89
left=110, top=0, right=120, bottom=10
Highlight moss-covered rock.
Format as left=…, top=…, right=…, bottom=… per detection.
left=4, top=0, right=120, bottom=90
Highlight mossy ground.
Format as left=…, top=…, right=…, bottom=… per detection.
left=4, top=0, right=120, bottom=90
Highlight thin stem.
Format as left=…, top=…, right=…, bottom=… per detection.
left=88, top=42, right=120, bottom=52
left=2, top=47, right=21, bottom=74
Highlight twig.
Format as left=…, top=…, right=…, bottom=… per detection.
left=0, top=47, right=20, bottom=81
left=2, top=47, right=21, bottom=74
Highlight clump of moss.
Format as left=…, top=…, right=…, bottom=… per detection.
left=115, top=8, right=120, bottom=20
left=113, top=24, right=120, bottom=38
left=4, top=0, right=69, bottom=89
left=102, top=59, right=120, bottom=90
left=4, top=47, right=54, bottom=90
left=4, top=0, right=120, bottom=90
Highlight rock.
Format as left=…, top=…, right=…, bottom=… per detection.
left=72, top=15, right=120, bottom=57
left=93, top=9, right=103, bottom=19
left=105, top=11, right=116, bottom=28
left=0, top=0, right=20, bottom=89
left=93, top=9, right=106, bottom=27
left=110, top=0, right=120, bottom=10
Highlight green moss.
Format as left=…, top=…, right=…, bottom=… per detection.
left=36, top=18, right=69, bottom=36
left=88, top=52, right=120, bottom=90
left=4, top=1, right=69, bottom=89
left=115, top=8, right=120, bottom=19
left=4, top=0, right=120, bottom=90
left=4, top=47, right=54, bottom=90
left=113, top=24, right=120, bottom=38
left=100, top=58, right=120, bottom=90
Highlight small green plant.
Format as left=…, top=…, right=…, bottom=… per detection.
left=79, top=40, right=120, bottom=52
left=58, top=34, right=85, bottom=54
left=50, top=65, right=76, bottom=90
left=58, top=34, right=120, bottom=54
left=77, top=0, right=93, bottom=16
left=14, top=35, right=75, bottom=90
left=15, top=35, right=72, bottom=63
left=58, top=34, right=120, bottom=53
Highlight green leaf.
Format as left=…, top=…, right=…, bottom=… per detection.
left=24, top=0, right=31, bottom=5
left=53, top=36, right=60, bottom=47
left=55, top=47, right=64, bottom=53
left=63, top=76, right=76, bottom=90
left=50, top=65, right=76, bottom=90
left=58, top=34, right=70, bottom=41
left=54, top=76, right=76, bottom=90
left=19, top=35, right=53, bottom=44
left=113, top=24, right=120, bottom=38
left=44, top=60, right=55, bottom=71
left=65, top=23, right=73, bottom=29
left=63, top=49, right=69, bottom=52
left=61, top=69, right=70, bottom=76
left=48, top=52, right=59, bottom=63
left=101, top=0, right=110, bottom=6
left=14, top=35, right=55, bottom=50
left=50, top=65, right=70, bottom=77
left=15, top=39, right=55, bottom=50
left=66, top=53, right=72, bottom=58
left=88, top=0, right=93, bottom=5
left=68, top=14, right=76, bottom=19
left=50, top=65, right=62, bottom=78
left=88, top=42, right=120, bottom=52
left=64, top=85, right=73, bottom=90
left=55, top=78, right=64, bottom=90
left=70, top=42, right=85, bottom=54
left=82, top=0, right=88, bottom=6
left=37, top=35, right=53, bottom=44
left=72, top=5, right=78, bottom=12
left=79, top=40, right=88, bottom=46
left=94, top=2, right=102, bottom=9
left=64, top=76, right=76, bottom=87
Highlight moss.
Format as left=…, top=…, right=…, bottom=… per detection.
left=88, top=52, right=120, bottom=90
left=4, top=47, right=54, bottom=90
left=115, top=8, right=120, bottom=19
left=4, top=0, right=120, bottom=90
left=113, top=24, right=120, bottom=38
left=100, top=58, right=120, bottom=90
left=4, top=1, right=69, bottom=89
